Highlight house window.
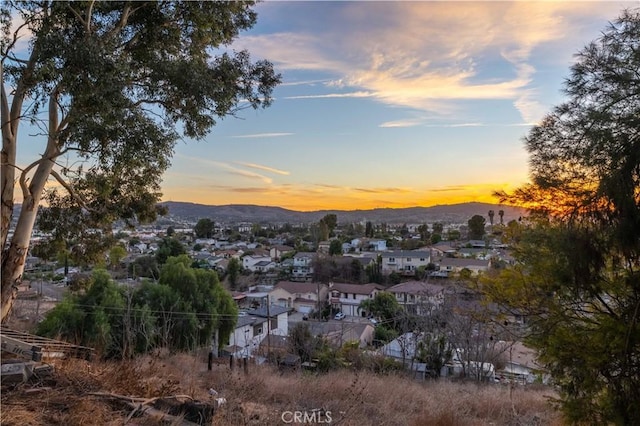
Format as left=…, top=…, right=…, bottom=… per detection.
left=253, top=325, right=263, bottom=335
left=420, top=258, right=426, bottom=262
left=352, top=294, right=356, bottom=299
left=388, top=257, right=395, bottom=263
left=270, top=318, right=277, bottom=331
left=406, top=258, right=412, bottom=262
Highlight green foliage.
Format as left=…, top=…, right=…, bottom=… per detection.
left=418, top=223, right=430, bottom=241
left=329, top=239, right=343, bottom=256
left=365, top=221, right=374, bottom=238
left=416, top=334, right=451, bottom=377
left=365, top=257, right=383, bottom=284
left=38, top=259, right=237, bottom=358
left=320, top=214, right=338, bottom=236
left=226, top=257, right=241, bottom=289
left=432, top=222, right=444, bottom=234
left=447, top=229, right=461, bottom=241
left=109, top=245, right=127, bottom=269
left=1, top=1, right=280, bottom=319
left=488, top=9, right=640, bottom=423
left=388, top=271, right=402, bottom=285
left=194, top=218, right=215, bottom=239
left=359, top=292, right=401, bottom=328
left=374, top=325, right=398, bottom=345
left=155, top=237, right=186, bottom=264
left=129, top=255, right=159, bottom=280
left=467, top=215, right=486, bottom=240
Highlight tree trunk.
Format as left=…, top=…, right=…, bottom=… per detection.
left=1, top=89, right=60, bottom=322
left=1, top=153, right=55, bottom=321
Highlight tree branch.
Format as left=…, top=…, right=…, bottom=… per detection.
left=48, top=169, right=91, bottom=211
left=66, top=4, right=87, bottom=29
left=85, top=0, right=96, bottom=35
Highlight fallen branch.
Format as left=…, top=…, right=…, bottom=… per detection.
left=88, top=391, right=212, bottom=425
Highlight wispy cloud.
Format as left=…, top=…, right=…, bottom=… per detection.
left=235, top=162, right=290, bottom=176
left=379, top=119, right=423, bottom=128
left=314, top=183, right=344, bottom=190
left=285, top=91, right=374, bottom=100
left=429, top=185, right=469, bottom=193
left=234, top=2, right=622, bottom=123
left=281, top=79, right=332, bottom=87
left=353, top=187, right=412, bottom=194
left=422, top=122, right=486, bottom=128
left=225, top=169, right=272, bottom=184
left=232, top=132, right=294, bottom=138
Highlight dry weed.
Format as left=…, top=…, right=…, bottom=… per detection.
left=1, top=354, right=562, bottom=426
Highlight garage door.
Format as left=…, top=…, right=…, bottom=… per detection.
left=297, top=305, right=313, bottom=314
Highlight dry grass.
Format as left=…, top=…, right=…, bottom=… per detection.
left=1, top=353, right=562, bottom=426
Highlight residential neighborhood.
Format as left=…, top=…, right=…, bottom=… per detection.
left=10, top=206, right=542, bottom=387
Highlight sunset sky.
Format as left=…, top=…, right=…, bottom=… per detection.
left=162, top=1, right=633, bottom=211
left=12, top=1, right=636, bottom=212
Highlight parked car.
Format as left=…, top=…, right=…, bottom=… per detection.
left=369, top=317, right=378, bottom=325
left=334, top=312, right=346, bottom=320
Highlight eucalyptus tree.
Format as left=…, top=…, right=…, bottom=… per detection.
left=1, top=1, right=280, bottom=321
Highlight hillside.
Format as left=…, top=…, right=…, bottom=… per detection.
left=1, top=353, right=561, bottom=426
left=159, top=201, right=527, bottom=225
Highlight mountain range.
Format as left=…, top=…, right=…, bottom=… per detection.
left=159, top=201, right=527, bottom=225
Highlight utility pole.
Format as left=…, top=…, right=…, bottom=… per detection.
left=267, top=297, right=271, bottom=361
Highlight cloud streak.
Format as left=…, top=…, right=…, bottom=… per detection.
left=285, top=91, right=374, bottom=100
left=235, top=162, right=290, bottom=176
left=232, top=132, right=294, bottom=138
left=235, top=2, right=623, bottom=123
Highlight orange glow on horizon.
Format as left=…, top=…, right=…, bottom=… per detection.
left=160, top=182, right=522, bottom=212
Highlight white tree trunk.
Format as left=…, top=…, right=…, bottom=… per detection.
left=1, top=83, right=60, bottom=322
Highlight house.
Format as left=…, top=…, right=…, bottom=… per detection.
left=270, top=245, right=294, bottom=261
left=438, top=258, right=491, bottom=275
left=467, top=240, right=487, bottom=248
left=292, top=252, right=315, bottom=281
left=317, top=241, right=331, bottom=254
left=328, top=282, right=385, bottom=317
left=495, top=341, right=548, bottom=385
left=226, top=315, right=267, bottom=358
left=386, top=281, right=446, bottom=314
left=380, top=332, right=443, bottom=379
left=430, top=242, right=457, bottom=258
left=254, top=260, right=277, bottom=273
left=242, top=255, right=274, bottom=272
left=225, top=305, right=289, bottom=359
left=303, top=322, right=375, bottom=349
left=380, top=250, right=431, bottom=275
left=367, top=239, right=387, bottom=252
left=256, top=334, right=291, bottom=361
left=269, top=281, right=329, bottom=314
left=350, top=238, right=387, bottom=252
left=443, top=349, right=496, bottom=382
left=246, top=304, right=289, bottom=336
left=458, top=248, right=491, bottom=259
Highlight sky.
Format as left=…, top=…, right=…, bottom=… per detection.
left=11, top=1, right=637, bottom=212
left=162, top=1, right=634, bottom=211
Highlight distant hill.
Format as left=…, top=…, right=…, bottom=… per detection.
left=159, top=201, right=527, bottom=225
